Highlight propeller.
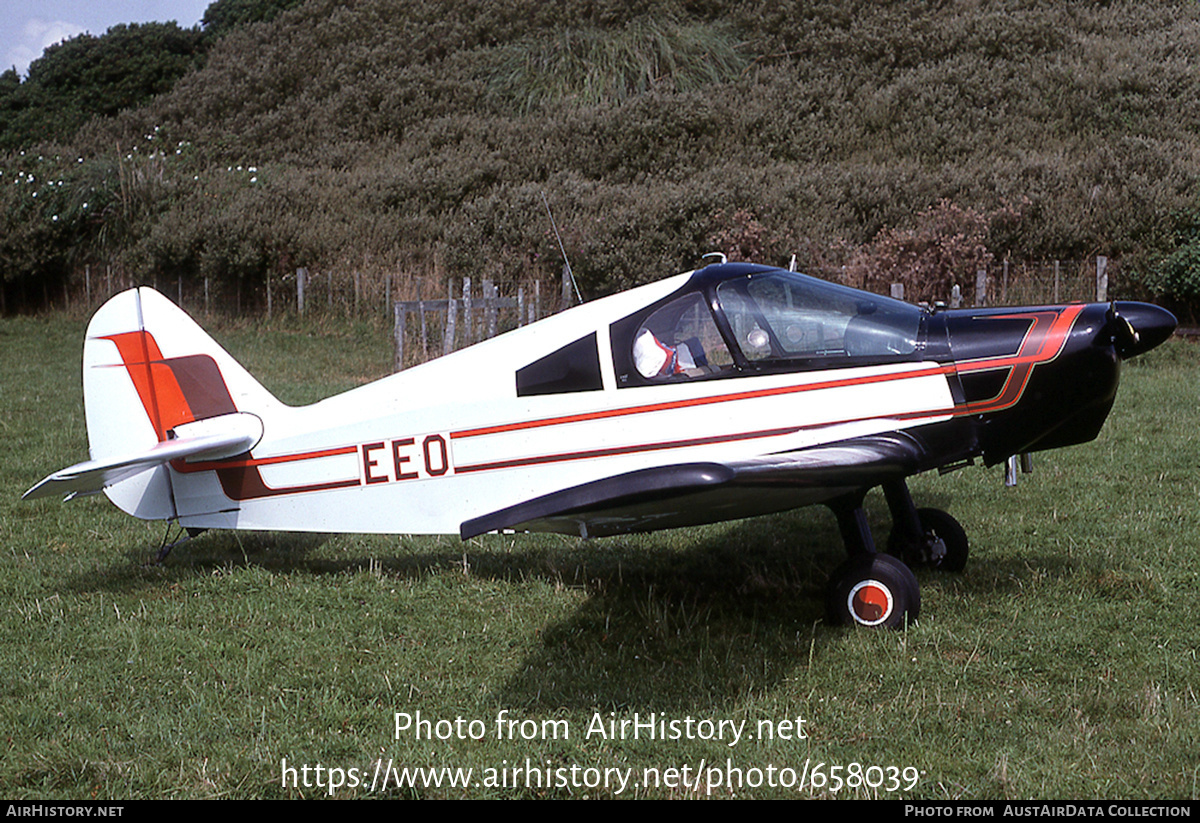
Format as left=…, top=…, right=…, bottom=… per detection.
left=1107, top=302, right=1176, bottom=359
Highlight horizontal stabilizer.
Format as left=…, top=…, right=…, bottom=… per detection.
left=23, top=413, right=261, bottom=502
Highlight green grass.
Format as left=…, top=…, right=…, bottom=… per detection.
left=2, top=313, right=1198, bottom=798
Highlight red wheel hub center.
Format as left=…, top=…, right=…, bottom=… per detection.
left=848, top=580, right=894, bottom=626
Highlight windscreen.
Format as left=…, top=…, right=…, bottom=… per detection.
left=715, top=271, right=924, bottom=362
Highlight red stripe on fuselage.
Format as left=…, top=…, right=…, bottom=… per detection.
left=952, top=306, right=1083, bottom=414
left=453, top=364, right=958, bottom=440
left=173, top=445, right=358, bottom=473
left=178, top=306, right=1088, bottom=500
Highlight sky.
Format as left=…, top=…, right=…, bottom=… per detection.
left=3, top=1, right=213, bottom=76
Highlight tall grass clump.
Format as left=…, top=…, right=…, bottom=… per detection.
left=485, top=16, right=747, bottom=112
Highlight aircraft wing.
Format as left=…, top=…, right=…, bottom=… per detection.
left=461, top=432, right=930, bottom=539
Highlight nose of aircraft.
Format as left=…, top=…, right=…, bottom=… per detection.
left=1109, top=302, right=1177, bottom=359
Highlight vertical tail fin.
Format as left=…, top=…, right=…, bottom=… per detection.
left=77, top=287, right=279, bottom=518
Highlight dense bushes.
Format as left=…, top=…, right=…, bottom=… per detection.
left=3, top=0, right=1200, bottom=312
left=484, top=16, right=747, bottom=112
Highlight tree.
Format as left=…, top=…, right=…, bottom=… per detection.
left=201, top=0, right=309, bottom=41
left=0, top=23, right=205, bottom=150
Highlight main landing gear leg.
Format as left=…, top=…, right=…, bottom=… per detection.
left=882, top=479, right=969, bottom=573
left=829, top=491, right=876, bottom=558
left=825, top=492, right=920, bottom=629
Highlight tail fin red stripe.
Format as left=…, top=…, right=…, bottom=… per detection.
left=101, top=331, right=197, bottom=441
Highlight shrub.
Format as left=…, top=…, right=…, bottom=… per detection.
left=846, top=199, right=1025, bottom=302
left=1146, top=204, right=1200, bottom=310
left=4, top=0, right=1200, bottom=313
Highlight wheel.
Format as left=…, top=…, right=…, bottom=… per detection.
left=826, top=553, right=920, bottom=629
left=888, top=507, right=969, bottom=572
left=915, top=508, right=968, bottom=572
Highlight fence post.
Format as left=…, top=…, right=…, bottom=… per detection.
left=394, top=302, right=406, bottom=372
left=890, top=283, right=904, bottom=301
left=416, top=278, right=427, bottom=356
left=462, top=277, right=473, bottom=343
left=484, top=279, right=498, bottom=338
left=561, top=263, right=572, bottom=310
left=975, top=269, right=988, bottom=306
left=1054, top=260, right=1060, bottom=303
left=1096, top=256, right=1108, bottom=302
left=444, top=280, right=457, bottom=356
left=296, top=267, right=307, bottom=316
left=950, top=284, right=962, bottom=308
left=418, top=299, right=428, bottom=356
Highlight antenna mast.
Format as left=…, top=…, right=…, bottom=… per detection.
left=542, top=191, right=582, bottom=305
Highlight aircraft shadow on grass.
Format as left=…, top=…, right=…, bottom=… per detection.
left=58, top=488, right=1083, bottom=711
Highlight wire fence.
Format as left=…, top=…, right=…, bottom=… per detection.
left=48, top=257, right=1118, bottom=371
left=56, top=256, right=1114, bottom=318
left=805, top=257, right=1114, bottom=308
left=974, top=257, right=1114, bottom=306
left=392, top=276, right=554, bottom=371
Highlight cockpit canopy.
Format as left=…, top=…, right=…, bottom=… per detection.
left=517, top=264, right=936, bottom=397
left=618, top=266, right=929, bottom=385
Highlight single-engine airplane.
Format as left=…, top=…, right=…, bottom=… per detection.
left=23, top=262, right=1175, bottom=628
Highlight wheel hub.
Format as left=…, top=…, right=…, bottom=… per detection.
left=923, top=533, right=947, bottom=565
left=848, top=579, right=894, bottom=626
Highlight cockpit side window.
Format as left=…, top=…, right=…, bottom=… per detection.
left=717, top=272, right=922, bottom=363
left=632, top=292, right=733, bottom=380
left=516, top=333, right=604, bottom=396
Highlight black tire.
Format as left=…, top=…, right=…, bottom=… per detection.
left=914, top=508, right=969, bottom=572
left=826, top=553, right=920, bottom=629
left=888, top=507, right=969, bottom=572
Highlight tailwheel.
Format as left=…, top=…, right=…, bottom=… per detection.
left=826, top=553, right=920, bottom=629
left=888, top=507, right=969, bottom=573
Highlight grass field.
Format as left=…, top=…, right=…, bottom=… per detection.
left=2, top=310, right=1198, bottom=799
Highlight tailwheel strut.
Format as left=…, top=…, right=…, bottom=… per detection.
left=153, top=524, right=206, bottom=563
